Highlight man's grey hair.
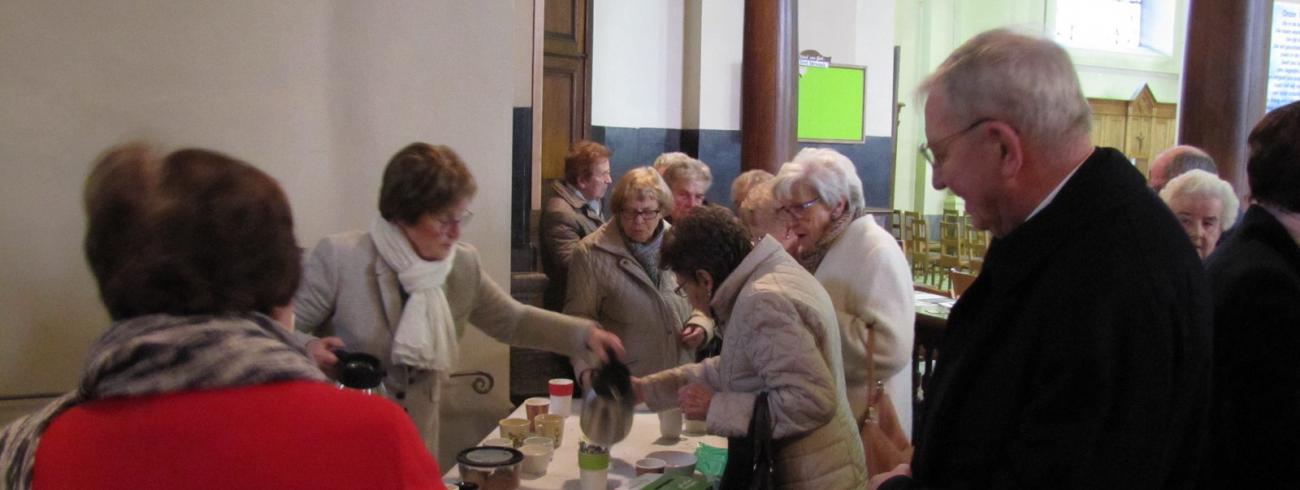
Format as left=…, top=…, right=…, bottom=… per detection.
left=1167, top=147, right=1218, bottom=179
left=654, top=152, right=713, bottom=189
left=772, top=147, right=866, bottom=216
left=730, top=169, right=774, bottom=208
left=1159, top=169, right=1240, bottom=231
left=918, top=29, right=1092, bottom=153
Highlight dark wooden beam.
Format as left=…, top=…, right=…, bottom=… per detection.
left=1179, top=0, right=1272, bottom=203
left=741, top=0, right=798, bottom=173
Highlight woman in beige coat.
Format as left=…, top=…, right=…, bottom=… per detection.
left=634, top=205, right=866, bottom=489
left=565, top=167, right=709, bottom=383
left=292, top=143, right=624, bottom=459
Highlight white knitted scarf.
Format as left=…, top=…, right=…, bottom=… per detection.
left=370, top=218, right=458, bottom=372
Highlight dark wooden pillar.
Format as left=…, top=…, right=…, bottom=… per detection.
left=1179, top=0, right=1272, bottom=202
left=741, top=0, right=798, bottom=173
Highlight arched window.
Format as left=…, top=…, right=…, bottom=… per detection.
left=1053, top=0, right=1174, bottom=55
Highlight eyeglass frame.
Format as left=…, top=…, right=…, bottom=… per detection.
left=620, top=206, right=662, bottom=222
left=918, top=117, right=995, bottom=167
left=778, top=197, right=821, bottom=220
left=432, top=208, right=474, bottom=229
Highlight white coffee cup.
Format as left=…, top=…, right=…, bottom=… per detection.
left=520, top=444, right=552, bottom=478
left=658, top=409, right=683, bottom=439
left=481, top=437, right=513, bottom=448
left=683, top=419, right=707, bottom=436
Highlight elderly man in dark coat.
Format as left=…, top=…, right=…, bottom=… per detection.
left=1207, top=100, right=1300, bottom=488
left=874, top=29, right=1211, bottom=489
left=539, top=140, right=612, bottom=312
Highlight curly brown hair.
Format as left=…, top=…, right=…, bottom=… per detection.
left=563, top=140, right=612, bottom=185
left=660, top=205, right=752, bottom=292
left=379, top=143, right=477, bottom=224
left=83, top=144, right=301, bottom=320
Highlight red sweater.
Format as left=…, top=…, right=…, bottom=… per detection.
left=33, top=381, right=446, bottom=490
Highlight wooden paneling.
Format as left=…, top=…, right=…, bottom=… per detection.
left=1087, top=84, right=1176, bottom=176
left=544, top=0, right=584, bottom=57
left=542, top=59, right=581, bottom=180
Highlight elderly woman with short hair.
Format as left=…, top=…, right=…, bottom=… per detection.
left=633, top=205, right=866, bottom=488
left=0, top=144, right=445, bottom=489
left=773, top=148, right=915, bottom=433
left=1159, top=169, right=1240, bottom=260
left=293, top=143, right=624, bottom=460
left=731, top=169, right=773, bottom=209
left=738, top=179, right=797, bottom=252
left=565, top=167, right=710, bottom=384
left=655, top=152, right=713, bottom=222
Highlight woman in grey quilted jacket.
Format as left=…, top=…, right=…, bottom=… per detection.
left=634, top=205, right=867, bottom=489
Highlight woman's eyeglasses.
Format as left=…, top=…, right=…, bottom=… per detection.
left=779, top=197, right=820, bottom=219
left=622, top=207, right=661, bottom=222
left=434, top=209, right=474, bottom=228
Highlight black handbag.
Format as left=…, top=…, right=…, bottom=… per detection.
left=720, top=391, right=776, bottom=489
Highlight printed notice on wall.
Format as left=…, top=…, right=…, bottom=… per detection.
left=1269, top=1, right=1300, bottom=112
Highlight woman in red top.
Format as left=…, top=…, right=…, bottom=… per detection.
left=0, top=144, right=445, bottom=490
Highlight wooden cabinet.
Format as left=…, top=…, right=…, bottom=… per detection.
left=1087, top=84, right=1177, bottom=176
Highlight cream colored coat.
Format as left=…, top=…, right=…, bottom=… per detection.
left=565, top=222, right=700, bottom=378
left=642, top=237, right=867, bottom=489
left=816, top=215, right=915, bottom=435
left=291, top=231, right=593, bottom=456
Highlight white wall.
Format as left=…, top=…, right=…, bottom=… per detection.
left=591, top=1, right=685, bottom=128
left=593, top=0, right=897, bottom=136
left=0, top=0, right=517, bottom=456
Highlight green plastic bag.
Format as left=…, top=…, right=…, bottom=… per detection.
left=694, top=442, right=728, bottom=480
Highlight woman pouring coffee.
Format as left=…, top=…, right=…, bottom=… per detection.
left=293, top=143, right=624, bottom=458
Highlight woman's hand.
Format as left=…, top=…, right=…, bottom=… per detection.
left=586, top=325, right=626, bottom=363
left=631, top=376, right=647, bottom=404
left=678, top=382, right=713, bottom=420
left=869, top=463, right=911, bottom=490
left=679, top=324, right=705, bottom=350
left=305, top=337, right=345, bottom=376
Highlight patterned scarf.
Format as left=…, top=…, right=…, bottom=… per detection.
left=798, top=208, right=869, bottom=273
left=0, top=313, right=325, bottom=490
left=625, top=220, right=666, bottom=285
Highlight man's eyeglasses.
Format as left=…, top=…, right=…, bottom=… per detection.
left=434, top=209, right=474, bottom=228
left=779, top=197, right=821, bottom=219
left=622, top=208, right=661, bottom=222
left=919, top=117, right=994, bottom=167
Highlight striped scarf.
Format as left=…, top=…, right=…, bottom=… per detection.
left=0, top=313, right=325, bottom=490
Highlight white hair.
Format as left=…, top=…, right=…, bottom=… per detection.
left=1159, top=169, right=1240, bottom=231
left=654, top=152, right=713, bottom=189
left=730, top=169, right=773, bottom=208
left=771, top=148, right=866, bottom=216
left=918, top=28, right=1092, bottom=154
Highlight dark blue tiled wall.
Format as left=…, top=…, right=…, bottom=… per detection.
left=592, top=125, right=894, bottom=209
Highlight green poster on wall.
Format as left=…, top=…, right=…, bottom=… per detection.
left=797, top=64, right=867, bottom=143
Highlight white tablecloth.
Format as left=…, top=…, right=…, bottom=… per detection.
left=445, top=400, right=727, bottom=489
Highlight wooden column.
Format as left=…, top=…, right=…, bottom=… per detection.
left=741, top=0, right=798, bottom=173
left=1179, top=0, right=1272, bottom=202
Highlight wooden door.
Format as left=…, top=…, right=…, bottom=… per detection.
left=541, top=0, right=592, bottom=181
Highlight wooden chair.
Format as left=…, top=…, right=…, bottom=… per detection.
left=963, top=218, right=989, bottom=273
left=905, top=213, right=940, bottom=285
left=934, top=217, right=969, bottom=290
left=949, top=268, right=977, bottom=298
left=912, top=308, right=945, bottom=438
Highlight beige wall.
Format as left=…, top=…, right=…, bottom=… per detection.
left=0, top=0, right=518, bottom=457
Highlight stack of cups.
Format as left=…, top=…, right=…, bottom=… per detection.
left=578, top=441, right=609, bottom=490
left=524, top=397, right=550, bottom=431
left=549, top=378, right=574, bottom=417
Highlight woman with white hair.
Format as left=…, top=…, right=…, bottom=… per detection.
left=773, top=148, right=915, bottom=434
left=655, top=152, right=713, bottom=222
left=1160, top=169, right=1240, bottom=260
